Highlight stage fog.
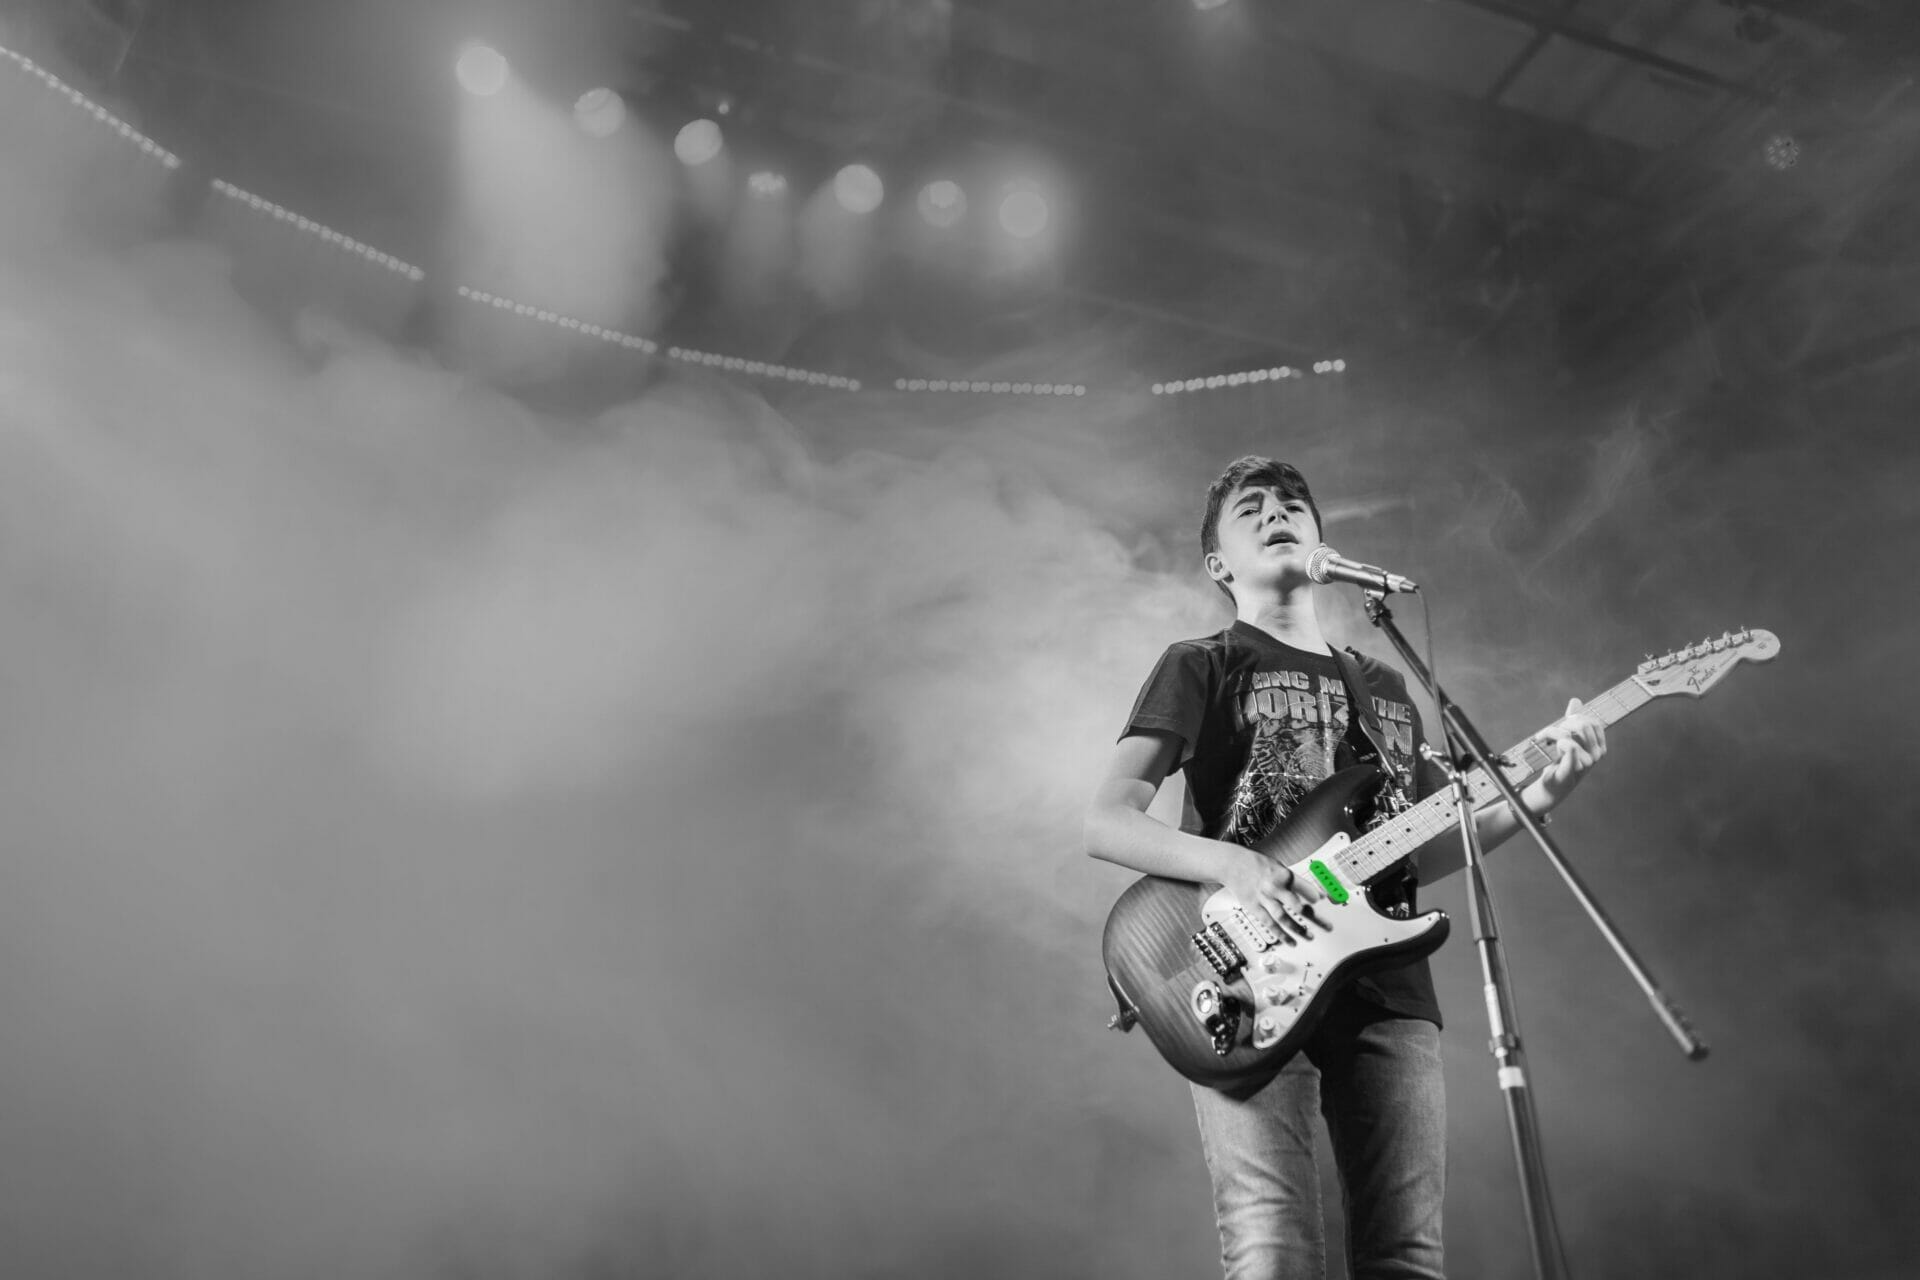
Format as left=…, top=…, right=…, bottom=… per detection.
left=0, top=5, right=1915, bottom=1278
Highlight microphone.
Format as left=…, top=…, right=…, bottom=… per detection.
left=1305, top=544, right=1419, bottom=594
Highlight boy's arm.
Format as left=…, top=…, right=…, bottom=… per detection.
left=1085, top=730, right=1323, bottom=936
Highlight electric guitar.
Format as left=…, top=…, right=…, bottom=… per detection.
left=1100, top=629, right=1779, bottom=1097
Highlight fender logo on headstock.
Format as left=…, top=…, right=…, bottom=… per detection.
left=1634, top=629, right=1780, bottom=700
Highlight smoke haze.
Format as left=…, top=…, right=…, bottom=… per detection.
left=2, top=29, right=1918, bottom=1280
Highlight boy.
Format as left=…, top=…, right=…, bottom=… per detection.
left=1083, top=456, right=1606, bottom=1279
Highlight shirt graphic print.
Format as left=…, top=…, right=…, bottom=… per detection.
left=1217, top=666, right=1420, bottom=849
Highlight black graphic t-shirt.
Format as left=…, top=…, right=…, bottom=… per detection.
left=1121, top=620, right=1445, bottom=1025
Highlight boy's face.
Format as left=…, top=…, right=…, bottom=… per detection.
left=1206, top=483, right=1321, bottom=597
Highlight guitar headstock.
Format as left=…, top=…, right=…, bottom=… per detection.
left=1633, top=629, right=1780, bottom=699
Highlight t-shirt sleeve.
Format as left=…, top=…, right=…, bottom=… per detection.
left=1120, top=641, right=1213, bottom=766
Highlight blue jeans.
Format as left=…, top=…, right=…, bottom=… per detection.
left=1189, top=995, right=1446, bottom=1280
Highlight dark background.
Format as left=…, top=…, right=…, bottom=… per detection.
left=0, top=1, right=1914, bottom=1276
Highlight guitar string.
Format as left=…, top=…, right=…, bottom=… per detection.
left=1332, top=677, right=1654, bottom=884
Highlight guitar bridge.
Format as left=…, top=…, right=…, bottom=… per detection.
left=1191, top=921, right=1247, bottom=981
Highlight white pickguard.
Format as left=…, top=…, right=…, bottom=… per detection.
left=1199, top=833, right=1443, bottom=1050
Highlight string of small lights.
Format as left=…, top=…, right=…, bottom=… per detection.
left=1150, top=359, right=1346, bottom=396
left=0, top=45, right=180, bottom=169
left=455, top=285, right=657, bottom=351
left=892, top=379, right=1086, bottom=397
left=449, top=287, right=863, bottom=386
left=667, top=346, right=860, bottom=390
left=211, top=180, right=426, bottom=281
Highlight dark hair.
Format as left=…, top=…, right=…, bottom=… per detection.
left=1200, top=456, right=1322, bottom=600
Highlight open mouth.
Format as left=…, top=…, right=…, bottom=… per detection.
left=1264, top=533, right=1297, bottom=547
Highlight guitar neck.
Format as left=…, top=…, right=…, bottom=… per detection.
left=1340, top=675, right=1655, bottom=885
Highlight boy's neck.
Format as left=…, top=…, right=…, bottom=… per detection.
left=1236, top=590, right=1330, bottom=654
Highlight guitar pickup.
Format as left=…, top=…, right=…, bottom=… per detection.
left=1224, top=902, right=1283, bottom=952
left=1192, top=921, right=1247, bottom=981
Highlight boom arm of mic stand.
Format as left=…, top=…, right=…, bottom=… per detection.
left=1360, top=592, right=1710, bottom=1061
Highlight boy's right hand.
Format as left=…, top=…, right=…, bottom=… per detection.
left=1221, top=846, right=1327, bottom=942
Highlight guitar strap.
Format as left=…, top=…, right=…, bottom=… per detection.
left=1330, top=645, right=1396, bottom=769
left=1333, top=645, right=1424, bottom=909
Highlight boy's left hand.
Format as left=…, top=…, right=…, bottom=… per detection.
left=1524, top=697, right=1608, bottom=814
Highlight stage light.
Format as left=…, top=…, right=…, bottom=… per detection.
left=675, top=118, right=723, bottom=166
left=455, top=42, right=509, bottom=97
left=1763, top=133, right=1800, bottom=171
left=998, top=183, right=1049, bottom=239
left=917, top=179, right=966, bottom=228
left=747, top=170, right=787, bottom=200
left=833, top=164, right=884, bottom=214
left=574, top=88, right=624, bottom=138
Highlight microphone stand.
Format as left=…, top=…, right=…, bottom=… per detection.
left=1358, top=589, right=1709, bottom=1280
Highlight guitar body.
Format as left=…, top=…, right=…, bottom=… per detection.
left=1101, top=763, right=1450, bottom=1098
